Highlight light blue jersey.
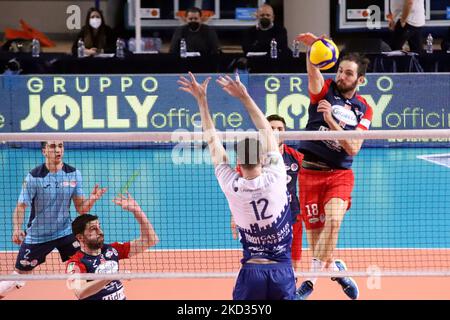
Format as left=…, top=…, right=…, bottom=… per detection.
left=18, top=163, right=84, bottom=244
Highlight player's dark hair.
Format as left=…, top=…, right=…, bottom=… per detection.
left=185, top=7, right=202, bottom=17
left=266, top=114, right=286, bottom=128
left=40, top=141, right=47, bottom=149
left=235, top=138, right=261, bottom=170
left=72, top=214, right=99, bottom=236
left=340, top=53, right=370, bottom=77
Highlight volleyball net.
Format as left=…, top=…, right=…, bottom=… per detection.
left=0, top=129, right=450, bottom=281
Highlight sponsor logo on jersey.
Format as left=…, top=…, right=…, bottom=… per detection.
left=62, top=180, right=77, bottom=187
left=102, top=287, right=125, bottom=300
left=95, top=260, right=119, bottom=274
left=20, top=260, right=31, bottom=266
left=332, top=105, right=358, bottom=126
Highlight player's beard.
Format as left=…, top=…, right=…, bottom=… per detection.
left=336, top=79, right=358, bottom=95
left=86, top=235, right=104, bottom=250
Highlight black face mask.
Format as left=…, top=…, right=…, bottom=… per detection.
left=188, top=22, right=200, bottom=31
left=259, top=18, right=271, bottom=29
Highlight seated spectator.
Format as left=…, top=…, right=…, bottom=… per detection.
left=71, top=7, right=117, bottom=56
left=169, top=7, right=220, bottom=57
left=241, top=3, right=289, bottom=56
left=441, top=27, right=450, bottom=52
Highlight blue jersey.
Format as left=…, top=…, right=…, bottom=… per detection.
left=66, top=242, right=130, bottom=300
left=216, top=152, right=293, bottom=264
left=282, top=145, right=303, bottom=218
left=299, top=79, right=373, bottom=169
left=18, top=163, right=84, bottom=244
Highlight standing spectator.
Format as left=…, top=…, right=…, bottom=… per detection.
left=169, top=7, right=220, bottom=57
left=71, top=7, right=117, bottom=56
left=387, top=0, right=426, bottom=52
left=241, top=3, right=289, bottom=56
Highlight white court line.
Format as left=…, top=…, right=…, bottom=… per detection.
left=417, top=153, right=450, bottom=169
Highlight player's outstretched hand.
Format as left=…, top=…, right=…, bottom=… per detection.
left=90, top=184, right=107, bottom=201
left=12, top=229, right=26, bottom=245
left=178, top=71, right=211, bottom=101
left=216, top=73, right=248, bottom=100
left=113, top=192, right=141, bottom=213
left=296, top=32, right=328, bottom=47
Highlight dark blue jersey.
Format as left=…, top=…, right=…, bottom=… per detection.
left=299, top=79, right=373, bottom=169
left=282, top=145, right=303, bottom=218
left=66, top=242, right=130, bottom=300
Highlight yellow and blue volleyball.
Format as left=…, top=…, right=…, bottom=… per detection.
left=309, top=38, right=339, bottom=70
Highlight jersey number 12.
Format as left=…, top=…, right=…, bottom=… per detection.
left=250, top=198, right=272, bottom=221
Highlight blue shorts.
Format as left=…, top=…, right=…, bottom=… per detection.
left=233, top=262, right=296, bottom=300
left=15, top=234, right=80, bottom=271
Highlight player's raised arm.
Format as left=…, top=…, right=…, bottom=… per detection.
left=216, top=74, right=278, bottom=154
left=112, top=193, right=159, bottom=257
left=296, top=33, right=325, bottom=95
left=178, top=72, right=229, bottom=167
left=73, top=183, right=107, bottom=215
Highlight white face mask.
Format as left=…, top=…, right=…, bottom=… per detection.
left=89, top=17, right=102, bottom=29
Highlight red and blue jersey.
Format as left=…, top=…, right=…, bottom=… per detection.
left=66, top=242, right=130, bottom=300
left=299, top=79, right=373, bottom=169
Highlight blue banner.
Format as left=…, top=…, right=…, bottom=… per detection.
left=0, top=74, right=449, bottom=145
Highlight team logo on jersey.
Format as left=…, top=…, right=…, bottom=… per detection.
left=30, top=259, right=38, bottom=267
left=331, top=104, right=358, bottom=127
left=67, top=262, right=76, bottom=274
left=72, top=241, right=80, bottom=248
left=319, top=214, right=326, bottom=223
left=290, top=163, right=299, bottom=172
left=105, top=248, right=118, bottom=259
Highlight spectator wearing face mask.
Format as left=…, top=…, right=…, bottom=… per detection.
left=71, top=7, right=117, bottom=56
left=242, top=3, right=289, bottom=56
left=169, top=7, right=220, bottom=57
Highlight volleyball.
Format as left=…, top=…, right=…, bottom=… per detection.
left=309, top=38, right=339, bottom=70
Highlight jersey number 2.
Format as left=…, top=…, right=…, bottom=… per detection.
left=250, top=199, right=272, bottom=221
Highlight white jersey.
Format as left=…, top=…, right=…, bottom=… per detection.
left=215, top=152, right=292, bottom=263
left=390, top=0, right=425, bottom=27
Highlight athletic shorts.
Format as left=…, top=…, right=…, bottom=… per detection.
left=300, top=168, right=354, bottom=230
left=233, top=262, right=296, bottom=300
left=291, top=218, right=303, bottom=261
left=15, top=234, right=80, bottom=271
